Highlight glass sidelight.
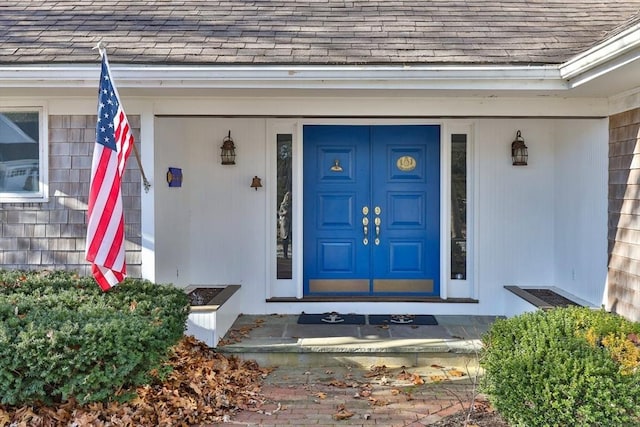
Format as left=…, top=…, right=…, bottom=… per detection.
left=276, top=134, right=293, bottom=279
left=451, top=133, right=467, bottom=280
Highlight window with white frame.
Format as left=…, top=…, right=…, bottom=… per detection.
left=276, top=133, right=293, bottom=279
left=451, top=133, right=468, bottom=280
left=0, top=108, right=47, bottom=201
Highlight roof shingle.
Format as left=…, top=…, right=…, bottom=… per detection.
left=1, top=0, right=639, bottom=65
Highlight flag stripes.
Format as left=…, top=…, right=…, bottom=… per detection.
left=85, top=52, right=133, bottom=291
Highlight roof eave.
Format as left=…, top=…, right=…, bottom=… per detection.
left=561, top=23, right=640, bottom=88
left=0, top=64, right=567, bottom=91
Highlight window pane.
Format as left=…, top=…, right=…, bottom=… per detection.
left=451, top=134, right=467, bottom=279
left=0, top=112, right=40, bottom=193
left=277, top=134, right=293, bottom=279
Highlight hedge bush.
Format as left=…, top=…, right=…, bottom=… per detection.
left=0, top=270, right=190, bottom=405
left=481, top=307, right=640, bottom=427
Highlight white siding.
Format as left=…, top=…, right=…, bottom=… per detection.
left=152, top=115, right=608, bottom=316
left=475, top=120, right=557, bottom=311
left=154, top=118, right=268, bottom=309
left=553, top=120, right=608, bottom=306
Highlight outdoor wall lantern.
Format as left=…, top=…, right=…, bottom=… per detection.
left=511, top=130, right=528, bottom=166
left=250, top=176, right=263, bottom=191
left=220, top=130, right=236, bottom=165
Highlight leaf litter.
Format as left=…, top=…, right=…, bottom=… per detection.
left=0, top=335, right=272, bottom=426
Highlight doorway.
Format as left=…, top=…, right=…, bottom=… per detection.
left=303, top=125, right=440, bottom=296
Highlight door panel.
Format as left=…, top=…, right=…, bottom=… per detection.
left=303, top=126, right=370, bottom=294
left=370, top=126, right=440, bottom=294
left=304, top=124, right=440, bottom=296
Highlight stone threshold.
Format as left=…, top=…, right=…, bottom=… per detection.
left=266, top=296, right=478, bottom=303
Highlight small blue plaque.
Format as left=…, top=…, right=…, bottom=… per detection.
left=166, top=167, right=183, bottom=187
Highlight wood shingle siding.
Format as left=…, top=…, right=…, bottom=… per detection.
left=0, top=115, right=142, bottom=278
left=608, top=109, right=640, bottom=321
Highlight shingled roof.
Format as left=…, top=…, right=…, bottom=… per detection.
left=1, top=0, right=639, bottom=66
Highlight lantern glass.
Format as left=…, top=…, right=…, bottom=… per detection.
left=511, top=131, right=528, bottom=166
left=221, top=131, right=236, bottom=165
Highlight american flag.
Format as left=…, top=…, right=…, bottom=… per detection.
left=85, top=52, right=133, bottom=291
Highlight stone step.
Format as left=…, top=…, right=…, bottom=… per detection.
left=216, top=314, right=493, bottom=372
left=220, top=348, right=482, bottom=375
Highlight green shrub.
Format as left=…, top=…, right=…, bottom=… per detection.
left=0, top=270, right=189, bottom=405
left=481, top=307, right=640, bottom=427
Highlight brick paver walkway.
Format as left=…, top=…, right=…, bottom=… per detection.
left=211, top=364, right=479, bottom=427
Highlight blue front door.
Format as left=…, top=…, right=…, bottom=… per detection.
left=303, top=125, right=440, bottom=296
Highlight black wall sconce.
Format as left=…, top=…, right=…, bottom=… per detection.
left=250, top=176, right=262, bottom=191
left=220, top=130, right=236, bottom=165
left=511, top=130, right=528, bottom=166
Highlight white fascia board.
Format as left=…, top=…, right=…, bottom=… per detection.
left=561, top=23, right=640, bottom=86
left=0, top=64, right=566, bottom=91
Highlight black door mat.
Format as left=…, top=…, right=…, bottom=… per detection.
left=522, top=289, right=580, bottom=308
left=368, top=314, right=438, bottom=325
left=297, top=313, right=366, bottom=325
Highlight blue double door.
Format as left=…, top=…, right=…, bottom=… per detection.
left=303, top=125, right=440, bottom=296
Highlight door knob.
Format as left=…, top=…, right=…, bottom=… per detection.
left=374, top=207, right=381, bottom=245
left=362, top=206, right=369, bottom=245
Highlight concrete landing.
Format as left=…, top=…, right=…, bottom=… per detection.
left=217, top=314, right=501, bottom=371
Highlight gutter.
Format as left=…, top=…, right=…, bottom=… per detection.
left=0, top=64, right=566, bottom=91
left=0, top=23, right=639, bottom=92
left=561, top=22, right=640, bottom=87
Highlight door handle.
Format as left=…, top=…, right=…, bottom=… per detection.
left=362, top=206, right=369, bottom=245
left=374, top=206, right=381, bottom=245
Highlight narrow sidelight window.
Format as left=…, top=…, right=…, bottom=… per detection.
left=276, top=134, right=293, bottom=279
left=451, top=134, right=467, bottom=280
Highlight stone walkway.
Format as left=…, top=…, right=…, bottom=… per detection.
left=211, top=362, right=481, bottom=426
left=209, top=314, right=497, bottom=426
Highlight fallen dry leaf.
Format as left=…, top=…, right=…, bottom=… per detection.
left=315, top=392, right=327, bottom=399
left=365, top=365, right=389, bottom=378
left=328, top=379, right=349, bottom=388
left=411, top=373, right=425, bottom=385
left=397, top=368, right=413, bottom=381
left=448, top=369, right=466, bottom=378
left=368, top=397, right=389, bottom=406
left=333, top=404, right=354, bottom=420
left=217, top=317, right=264, bottom=345
left=359, top=388, right=372, bottom=398
left=0, top=408, right=11, bottom=426
left=429, top=375, right=449, bottom=382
